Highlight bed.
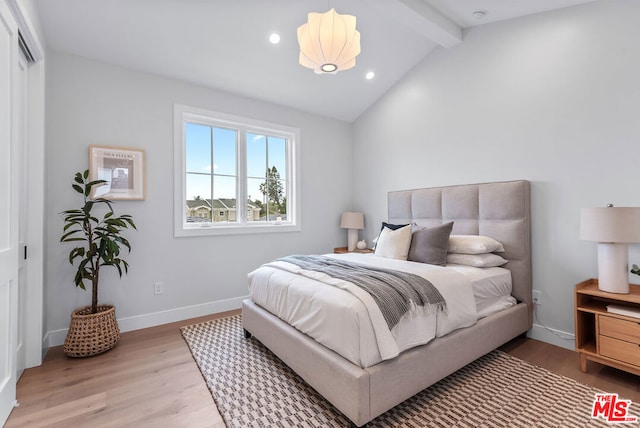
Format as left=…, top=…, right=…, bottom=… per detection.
left=242, top=180, right=532, bottom=426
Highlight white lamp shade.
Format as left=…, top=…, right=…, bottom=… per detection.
left=297, top=8, right=361, bottom=74
left=580, top=207, right=640, bottom=243
left=340, top=211, right=364, bottom=230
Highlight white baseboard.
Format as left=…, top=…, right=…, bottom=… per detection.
left=45, top=295, right=247, bottom=348
left=43, top=299, right=577, bottom=352
left=527, top=323, right=575, bottom=351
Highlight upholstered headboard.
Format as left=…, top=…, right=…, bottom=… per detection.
left=388, top=180, right=532, bottom=326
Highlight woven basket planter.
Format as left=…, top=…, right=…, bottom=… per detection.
left=64, top=304, right=120, bottom=358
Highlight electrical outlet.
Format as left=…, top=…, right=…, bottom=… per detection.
left=532, top=290, right=542, bottom=305
left=154, top=281, right=164, bottom=295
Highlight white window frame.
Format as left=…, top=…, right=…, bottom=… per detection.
left=174, top=104, right=301, bottom=237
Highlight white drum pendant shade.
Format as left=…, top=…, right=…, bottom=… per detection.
left=297, top=8, right=361, bottom=74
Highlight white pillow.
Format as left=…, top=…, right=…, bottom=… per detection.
left=374, top=224, right=412, bottom=260
left=448, top=235, right=505, bottom=254
left=447, top=253, right=508, bottom=268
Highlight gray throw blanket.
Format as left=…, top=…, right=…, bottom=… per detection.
left=277, top=255, right=446, bottom=330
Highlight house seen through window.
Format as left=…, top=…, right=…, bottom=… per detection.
left=174, top=105, right=300, bottom=236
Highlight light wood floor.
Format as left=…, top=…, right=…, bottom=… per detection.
left=6, top=311, right=639, bottom=427
left=499, top=335, right=640, bottom=403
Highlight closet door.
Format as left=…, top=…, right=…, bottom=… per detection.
left=0, top=0, right=19, bottom=424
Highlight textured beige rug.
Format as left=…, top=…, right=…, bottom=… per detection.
left=181, top=315, right=639, bottom=427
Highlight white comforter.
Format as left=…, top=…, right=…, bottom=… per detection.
left=248, top=253, right=477, bottom=368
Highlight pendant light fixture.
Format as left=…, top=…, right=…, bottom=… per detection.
left=297, top=8, right=361, bottom=74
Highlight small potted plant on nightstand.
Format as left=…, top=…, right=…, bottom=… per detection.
left=60, top=170, right=136, bottom=357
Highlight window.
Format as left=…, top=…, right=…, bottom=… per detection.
left=174, top=104, right=300, bottom=236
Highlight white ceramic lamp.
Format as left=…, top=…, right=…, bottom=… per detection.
left=340, top=212, right=364, bottom=252
left=580, top=205, right=640, bottom=294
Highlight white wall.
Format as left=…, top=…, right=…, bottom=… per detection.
left=44, top=51, right=353, bottom=345
left=353, top=0, right=640, bottom=349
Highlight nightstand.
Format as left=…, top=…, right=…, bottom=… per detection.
left=333, top=246, right=374, bottom=254
left=574, top=279, right=640, bottom=376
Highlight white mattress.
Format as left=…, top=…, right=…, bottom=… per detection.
left=249, top=253, right=486, bottom=368
left=446, top=264, right=516, bottom=318
left=248, top=255, right=517, bottom=367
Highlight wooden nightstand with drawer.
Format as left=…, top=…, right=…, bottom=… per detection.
left=575, top=279, right=640, bottom=376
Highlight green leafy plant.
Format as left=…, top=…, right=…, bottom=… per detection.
left=632, top=264, right=640, bottom=276
left=61, top=170, right=136, bottom=314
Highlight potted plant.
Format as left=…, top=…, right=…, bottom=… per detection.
left=60, top=170, right=136, bottom=357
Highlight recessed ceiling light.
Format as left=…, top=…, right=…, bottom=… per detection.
left=269, top=33, right=281, bottom=44
left=365, top=71, right=375, bottom=80
left=472, top=10, right=487, bottom=20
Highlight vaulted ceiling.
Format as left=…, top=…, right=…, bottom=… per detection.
left=34, top=0, right=596, bottom=122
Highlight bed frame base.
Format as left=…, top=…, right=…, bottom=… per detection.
left=243, top=298, right=529, bottom=426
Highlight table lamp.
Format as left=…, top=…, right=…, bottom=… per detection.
left=340, top=212, right=364, bottom=252
left=580, top=205, right=640, bottom=294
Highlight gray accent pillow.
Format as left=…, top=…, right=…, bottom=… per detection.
left=407, top=222, right=454, bottom=266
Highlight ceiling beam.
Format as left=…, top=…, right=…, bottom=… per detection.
left=364, top=0, right=462, bottom=48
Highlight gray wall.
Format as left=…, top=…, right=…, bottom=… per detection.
left=45, top=51, right=353, bottom=342
left=352, top=0, right=640, bottom=347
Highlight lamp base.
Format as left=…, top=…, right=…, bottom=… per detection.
left=347, top=229, right=358, bottom=252
left=597, top=243, right=630, bottom=294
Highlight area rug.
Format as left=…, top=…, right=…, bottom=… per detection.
left=181, top=315, right=640, bottom=427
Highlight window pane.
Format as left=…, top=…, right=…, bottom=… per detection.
left=247, top=133, right=267, bottom=178
left=213, top=127, right=237, bottom=176
left=278, top=180, right=287, bottom=220
left=213, top=176, right=237, bottom=222
left=186, top=173, right=211, bottom=223
left=185, top=123, right=211, bottom=174
left=247, top=177, right=266, bottom=222
left=268, top=136, right=287, bottom=180
left=247, top=175, right=285, bottom=222
left=246, top=134, right=287, bottom=222
left=186, top=173, right=211, bottom=201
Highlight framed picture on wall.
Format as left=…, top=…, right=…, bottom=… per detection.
left=89, top=145, right=146, bottom=200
